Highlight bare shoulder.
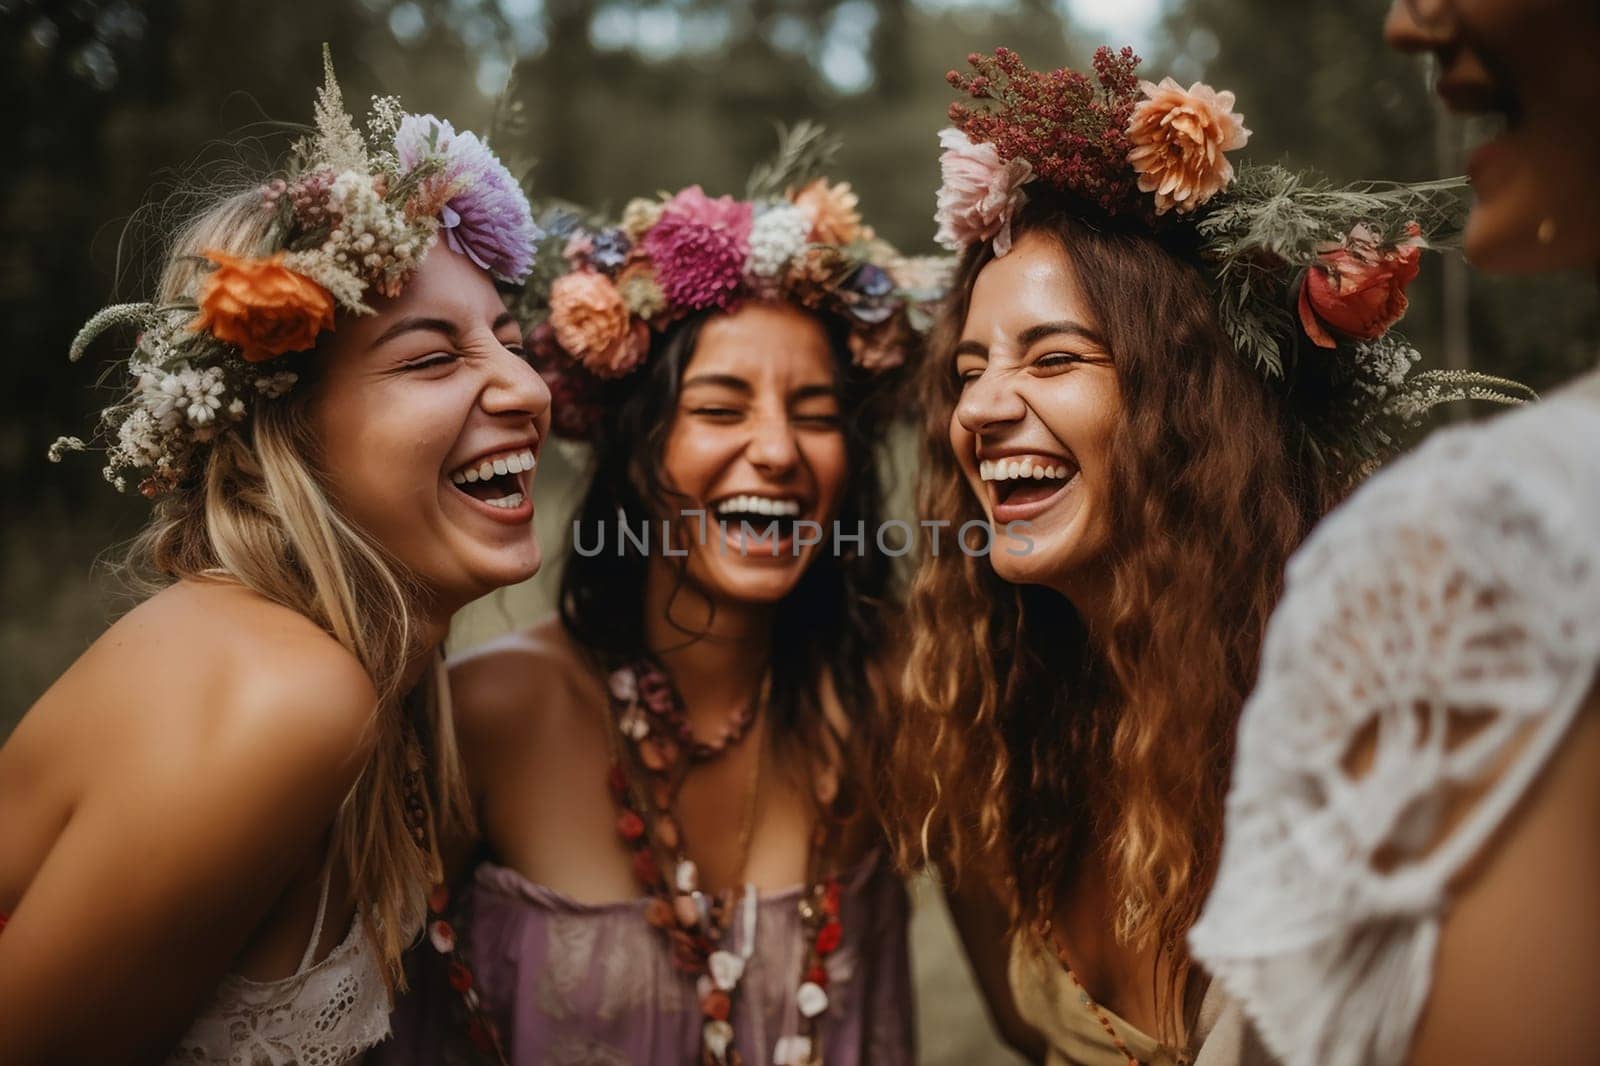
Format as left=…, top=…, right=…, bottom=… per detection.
left=77, top=580, right=378, bottom=778
left=449, top=612, right=604, bottom=746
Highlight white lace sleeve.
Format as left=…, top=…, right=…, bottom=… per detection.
left=1189, top=393, right=1600, bottom=1066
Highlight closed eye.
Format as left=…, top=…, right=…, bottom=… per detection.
left=1035, top=352, right=1085, bottom=370
left=404, top=352, right=458, bottom=371
left=793, top=412, right=842, bottom=428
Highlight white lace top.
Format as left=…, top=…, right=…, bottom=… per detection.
left=165, top=862, right=398, bottom=1066
left=1189, top=368, right=1600, bottom=1066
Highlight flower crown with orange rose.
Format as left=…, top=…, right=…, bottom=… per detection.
left=51, top=49, right=540, bottom=497
left=513, top=123, right=953, bottom=442
left=936, top=47, right=1534, bottom=474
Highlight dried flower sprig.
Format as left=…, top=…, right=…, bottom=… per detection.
left=946, top=46, right=1144, bottom=218
left=57, top=47, right=540, bottom=496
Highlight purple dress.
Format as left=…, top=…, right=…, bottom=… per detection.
left=375, top=849, right=914, bottom=1065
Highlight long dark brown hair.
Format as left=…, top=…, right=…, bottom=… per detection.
left=886, top=192, right=1345, bottom=1029
left=559, top=303, right=901, bottom=801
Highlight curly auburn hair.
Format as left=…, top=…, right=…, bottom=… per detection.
left=886, top=193, right=1346, bottom=1023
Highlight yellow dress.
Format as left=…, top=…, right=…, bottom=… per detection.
left=1008, top=934, right=1277, bottom=1066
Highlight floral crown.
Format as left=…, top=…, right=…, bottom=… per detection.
left=934, top=47, right=1533, bottom=474
left=51, top=49, right=539, bottom=497
left=513, top=124, right=952, bottom=442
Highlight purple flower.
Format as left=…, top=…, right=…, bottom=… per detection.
left=395, top=113, right=539, bottom=282
left=837, top=262, right=897, bottom=325
left=590, top=228, right=631, bottom=272
left=642, top=186, right=753, bottom=311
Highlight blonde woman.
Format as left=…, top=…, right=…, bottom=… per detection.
left=0, top=59, right=547, bottom=1064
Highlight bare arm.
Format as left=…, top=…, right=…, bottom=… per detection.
left=0, top=651, right=378, bottom=1064
left=944, top=874, right=1049, bottom=1064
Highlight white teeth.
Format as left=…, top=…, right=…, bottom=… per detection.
left=482, top=491, right=525, bottom=510
left=449, top=447, right=540, bottom=487
left=980, top=458, right=1075, bottom=482
left=714, top=494, right=801, bottom=517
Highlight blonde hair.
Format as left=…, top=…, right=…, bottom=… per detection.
left=122, top=188, right=472, bottom=983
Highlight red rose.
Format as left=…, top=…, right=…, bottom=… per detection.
left=448, top=961, right=474, bottom=993
left=807, top=964, right=829, bottom=988
left=822, top=879, right=842, bottom=918
left=1298, top=223, right=1422, bottom=349
left=814, top=919, right=843, bottom=955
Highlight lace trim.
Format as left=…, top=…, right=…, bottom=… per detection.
left=165, top=914, right=394, bottom=1066
left=1191, top=391, right=1600, bottom=1066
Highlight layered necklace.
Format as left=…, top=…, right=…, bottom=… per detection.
left=606, top=655, right=843, bottom=1066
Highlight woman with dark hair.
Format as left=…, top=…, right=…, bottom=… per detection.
left=884, top=47, right=1523, bottom=1066
left=379, top=138, right=942, bottom=1066
left=1192, top=3, right=1600, bottom=1064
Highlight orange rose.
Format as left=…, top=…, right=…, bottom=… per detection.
left=1297, top=224, right=1422, bottom=349
left=191, top=250, right=335, bottom=362
left=1126, top=78, right=1249, bottom=216
left=548, top=271, right=639, bottom=378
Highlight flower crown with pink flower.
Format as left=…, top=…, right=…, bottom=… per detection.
left=935, top=47, right=1534, bottom=473
left=52, top=48, right=540, bottom=497
left=514, top=124, right=952, bottom=442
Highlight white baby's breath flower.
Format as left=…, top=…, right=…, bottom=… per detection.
left=746, top=203, right=812, bottom=280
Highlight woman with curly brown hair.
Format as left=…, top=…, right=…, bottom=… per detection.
left=886, top=47, right=1525, bottom=1066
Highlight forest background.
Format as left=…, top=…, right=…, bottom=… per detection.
left=3, top=1, right=1594, bottom=1060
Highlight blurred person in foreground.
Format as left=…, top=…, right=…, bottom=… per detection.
left=1191, top=2, right=1600, bottom=1064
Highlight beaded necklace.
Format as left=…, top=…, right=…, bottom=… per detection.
left=607, top=656, right=844, bottom=1066
left=1033, top=918, right=1193, bottom=1066
left=399, top=672, right=510, bottom=1066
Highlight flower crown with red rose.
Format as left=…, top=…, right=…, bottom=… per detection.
left=512, top=123, right=952, bottom=442
left=935, top=46, right=1534, bottom=474
left=51, top=49, right=539, bottom=498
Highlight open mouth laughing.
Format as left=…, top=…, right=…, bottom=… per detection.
left=447, top=444, right=538, bottom=522
left=979, top=452, right=1080, bottom=524
left=708, top=491, right=812, bottom=556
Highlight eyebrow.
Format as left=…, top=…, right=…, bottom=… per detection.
left=369, top=311, right=521, bottom=350
left=953, top=319, right=1107, bottom=358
